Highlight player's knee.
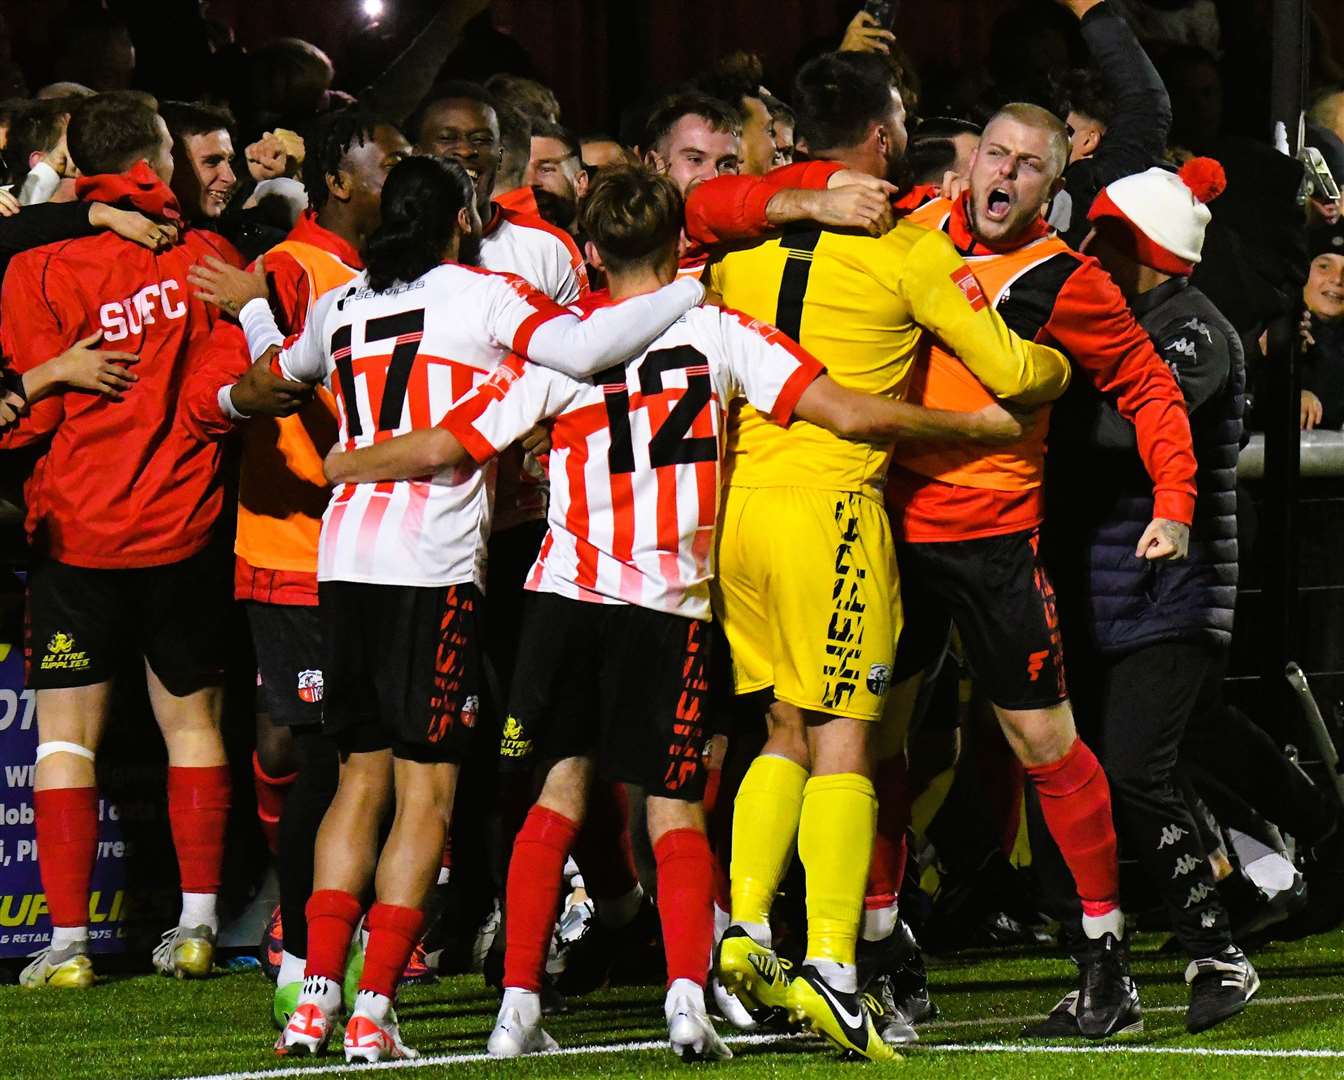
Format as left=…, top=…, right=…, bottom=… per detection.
left=645, top=795, right=703, bottom=844
left=537, top=757, right=593, bottom=823
left=34, top=740, right=97, bottom=786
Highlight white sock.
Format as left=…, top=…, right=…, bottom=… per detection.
left=278, top=950, right=305, bottom=987
left=713, top=904, right=730, bottom=945
left=807, top=958, right=857, bottom=994
left=51, top=925, right=88, bottom=952
left=500, top=986, right=541, bottom=1025
left=298, top=975, right=341, bottom=1013
left=861, top=900, right=898, bottom=943
left=179, top=892, right=218, bottom=933
left=353, top=988, right=392, bottom=1023
left=596, top=883, right=644, bottom=928
left=733, top=920, right=772, bottom=949
left=1081, top=908, right=1125, bottom=941
left=665, top=977, right=706, bottom=1016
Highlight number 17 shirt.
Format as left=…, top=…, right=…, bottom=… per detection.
left=442, top=298, right=823, bottom=621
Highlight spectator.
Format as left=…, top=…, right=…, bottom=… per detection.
left=1054, top=67, right=1111, bottom=164
left=579, top=132, right=633, bottom=169
left=692, top=52, right=776, bottom=176
left=764, top=94, right=796, bottom=166
left=523, top=120, right=586, bottom=234
left=1155, top=44, right=1224, bottom=155
left=484, top=72, right=560, bottom=124
left=8, top=98, right=80, bottom=205
left=642, top=92, right=742, bottom=197
left=907, top=116, right=982, bottom=185
left=1048, top=0, right=1173, bottom=248
left=1299, top=223, right=1344, bottom=430
left=491, top=101, right=536, bottom=211
left=1311, top=83, right=1344, bottom=144
left=159, top=101, right=239, bottom=224
left=242, top=38, right=336, bottom=136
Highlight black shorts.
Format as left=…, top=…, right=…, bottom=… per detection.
left=248, top=601, right=324, bottom=729
left=503, top=592, right=713, bottom=801
left=26, top=549, right=228, bottom=695
left=319, top=580, right=483, bottom=764
left=892, top=528, right=1067, bottom=711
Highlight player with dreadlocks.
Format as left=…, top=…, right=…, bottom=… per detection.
left=180, top=108, right=412, bottom=1027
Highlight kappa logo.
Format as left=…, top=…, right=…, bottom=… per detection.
left=950, top=264, right=988, bottom=312
left=1157, top=823, right=1189, bottom=849
left=1168, top=337, right=1198, bottom=358
left=499, top=715, right=533, bottom=758
left=866, top=663, right=891, bottom=697
left=39, top=631, right=90, bottom=672
left=296, top=669, right=324, bottom=704
left=1184, top=882, right=1214, bottom=908
left=1180, top=317, right=1214, bottom=343
left=1172, top=854, right=1202, bottom=878
left=1201, top=910, right=1218, bottom=929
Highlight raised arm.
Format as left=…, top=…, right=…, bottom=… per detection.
left=899, top=230, right=1072, bottom=405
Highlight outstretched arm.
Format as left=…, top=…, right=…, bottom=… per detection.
left=795, top=375, right=1032, bottom=445
left=324, top=428, right=467, bottom=484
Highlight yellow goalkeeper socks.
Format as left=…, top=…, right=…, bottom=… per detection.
left=798, top=772, right=877, bottom=970
left=729, top=754, right=808, bottom=937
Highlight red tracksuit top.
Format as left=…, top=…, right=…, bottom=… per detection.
left=0, top=163, right=244, bottom=568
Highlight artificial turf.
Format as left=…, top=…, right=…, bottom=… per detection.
left=5, top=928, right=1344, bottom=1080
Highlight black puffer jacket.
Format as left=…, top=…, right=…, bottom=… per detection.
left=1047, top=278, right=1244, bottom=655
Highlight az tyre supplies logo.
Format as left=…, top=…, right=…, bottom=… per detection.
left=499, top=716, right=533, bottom=758
left=39, top=632, right=90, bottom=672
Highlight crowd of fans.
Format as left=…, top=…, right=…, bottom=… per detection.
left=0, top=0, right=1342, bottom=1067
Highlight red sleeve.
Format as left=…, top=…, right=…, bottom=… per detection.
left=177, top=319, right=250, bottom=443
left=263, top=251, right=311, bottom=339
left=1046, top=262, right=1198, bottom=524
left=683, top=160, right=844, bottom=247
left=0, top=251, right=77, bottom=448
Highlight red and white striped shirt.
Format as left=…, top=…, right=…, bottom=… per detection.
left=443, top=301, right=822, bottom=619
left=268, top=265, right=704, bottom=588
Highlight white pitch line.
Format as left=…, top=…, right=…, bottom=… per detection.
left=182, top=990, right=1344, bottom=1080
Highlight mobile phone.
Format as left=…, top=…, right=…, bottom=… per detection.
left=1302, top=146, right=1341, bottom=203
left=862, top=0, right=898, bottom=31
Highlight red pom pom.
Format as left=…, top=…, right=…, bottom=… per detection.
left=1178, top=157, right=1227, bottom=204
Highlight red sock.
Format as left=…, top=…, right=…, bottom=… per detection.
left=441, top=834, right=453, bottom=874
left=865, top=755, right=911, bottom=909
left=358, top=902, right=424, bottom=1001
left=305, top=889, right=362, bottom=981
left=167, top=765, right=231, bottom=894
left=34, top=787, right=98, bottom=927
left=702, top=766, right=723, bottom=818
left=571, top=781, right=637, bottom=903
left=504, top=806, right=579, bottom=991
left=1026, top=739, right=1119, bottom=915
left=252, top=752, right=295, bottom=857
left=654, top=828, right=714, bottom=988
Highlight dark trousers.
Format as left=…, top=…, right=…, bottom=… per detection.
left=1033, top=640, right=1234, bottom=958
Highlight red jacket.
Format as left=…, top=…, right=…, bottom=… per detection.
left=0, top=163, right=243, bottom=568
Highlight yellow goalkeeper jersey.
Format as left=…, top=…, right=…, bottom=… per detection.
left=709, top=218, right=1071, bottom=495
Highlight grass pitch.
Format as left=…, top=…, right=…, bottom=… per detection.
left=5, top=928, right=1344, bottom=1080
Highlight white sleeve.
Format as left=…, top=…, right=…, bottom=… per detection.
left=238, top=294, right=331, bottom=384
left=717, top=309, right=825, bottom=426
left=523, top=279, right=706, bottom=378
left=440, top=357, right=578, bottom=464
left=19, top=162, right=61, bottom=206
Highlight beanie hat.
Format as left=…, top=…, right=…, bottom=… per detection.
left=1309, top=221, right=1344, bottom=261
left=1087, top=158, right=1227, bottom=275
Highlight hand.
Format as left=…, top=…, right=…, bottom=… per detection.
left=806, top=185, right=895, bottom=236
left=0, top=189, right=17, bottom=217
left=323, top=443, right=353, bottom=485
left=229, top=356, right=312, bottom=417
left=940, top=169, right=967, bottom=202
left=190, top=254, right=268, bottom=317
left=244, top=132, right=290, bottom=182
left=1300, top=310, right=1316, bottom=350
left=968, top=401, right=1032, bottom=444
left=521, top=424, right=552, bottom=456
left=1136, top=518, right=1190, bottom=561
left=88, top=203, right=179, bottom=251
left=0, top=383, right=24, bottom=430
left=47, top=331, right=140, bottom=399
left=840, top=10, right=896, bottom=53
left=1054, top=0, right=1104, bottom=18
left=1301, top=389, right=1324, bottom=431
left=41, top=135, right=74, bottom=179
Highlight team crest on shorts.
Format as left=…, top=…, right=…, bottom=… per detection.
left=499, top=715, right=533, bottom=758
left=461, top=695, right=480, bottom=729
left=296, top=669, right=324, bottom=703
left=39, top=631, right=90, bottom=671
left=866, top=663, right=891, bottom=696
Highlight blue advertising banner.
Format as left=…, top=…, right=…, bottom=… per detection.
left=0, top=571, right=175, bottom=958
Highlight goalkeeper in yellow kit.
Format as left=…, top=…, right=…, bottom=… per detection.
left=709, top=52, right=1072, bottom=1060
